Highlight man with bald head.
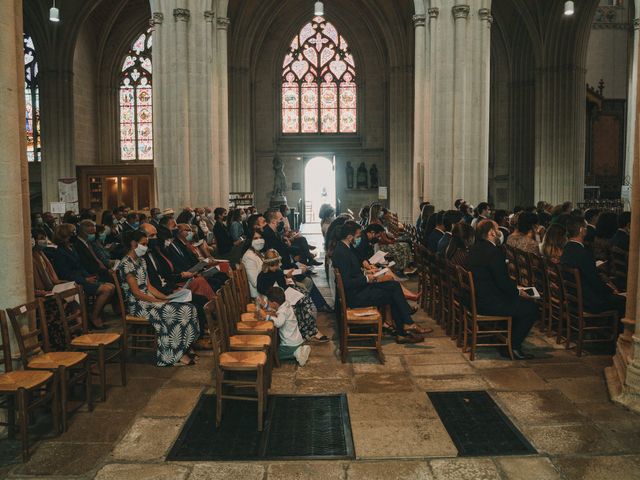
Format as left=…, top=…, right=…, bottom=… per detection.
left=464, top=220, right=537, bottom=359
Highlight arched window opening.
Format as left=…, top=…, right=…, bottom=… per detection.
left=282, top=16, right=357, bottom=134
left=24, top=34, right=40, bottom=163
left=119, top=28, right=153, bottom=161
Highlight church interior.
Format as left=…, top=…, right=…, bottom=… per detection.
left=2, top=0, right=640, bottom=478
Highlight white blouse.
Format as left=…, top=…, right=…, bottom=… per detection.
left=242, top=249, right=264, bottom=298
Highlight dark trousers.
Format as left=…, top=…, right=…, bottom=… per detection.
left=349, top=281, right=413, bottom=334
left=478, top=297, right=537, bottom=349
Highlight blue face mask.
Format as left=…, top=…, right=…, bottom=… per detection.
left=131, top=222, right=140, bottom=229
left=87, top=233, right=96, bottom=242
left=99, top=233, right=107, bottom=243
left=186, top=232, right=194, bottom=242
left=354, top=237, right=362, bottom=247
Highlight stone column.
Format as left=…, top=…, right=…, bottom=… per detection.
left=230, top=65, right=252, bottom=192
left=0, top=0, right=33, bottom=328
left=624, top=13, right=640, bottom=202
left=414, top=1, right=492, bottom=209
left=606, top=35, right=640, bottom=411
left=412, top=12, right=427, bottom=216
left=151, top=0, right=230, bottom=210
left=40, top=70, right=75, bottom=208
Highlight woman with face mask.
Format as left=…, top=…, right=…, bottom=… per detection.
left=241, top=230, right=267, bottom=298
left=116, top=230, right=200, bottom=367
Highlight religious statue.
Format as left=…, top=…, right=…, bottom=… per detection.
left=270, top=155, right=288, bottom=206
left=356, top=162, right=368, bottom=189
left=346, top=161, right=354, bottom=189
left=369, top=164, right=379, bottom=189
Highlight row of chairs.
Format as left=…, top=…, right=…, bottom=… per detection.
left=0, top=283, right=127, bottom=461
left=417, top=244, right=621, bottom=359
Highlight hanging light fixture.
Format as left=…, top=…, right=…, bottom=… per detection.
left=314, top=1, right=324, bottom=16
left=564, top=0, right=575, bottom=16
left=49, top=0, right=60, bottom=22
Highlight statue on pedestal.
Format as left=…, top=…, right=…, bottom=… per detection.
left=270, top=155, right=287, bottom=207
left=346, top=161, right=354, bottom=189
left=356, top=162, right=368, bottom=189
left=369, top=164, right=379, bottom=189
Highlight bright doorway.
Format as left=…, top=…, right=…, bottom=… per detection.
left=304, top=156, right=336, bottom=223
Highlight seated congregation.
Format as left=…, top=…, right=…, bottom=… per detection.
left=1, top=197, right=631, bottom=457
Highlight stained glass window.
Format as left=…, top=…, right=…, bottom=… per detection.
left=119, top=29, right=153, bottom=161
left=282, top=17, right=357, bottom=134
left=24, top=34, right=40, bottom=162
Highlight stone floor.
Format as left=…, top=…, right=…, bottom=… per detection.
left=2, top=227, right=640, bottom=479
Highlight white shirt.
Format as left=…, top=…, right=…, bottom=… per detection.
left=242, top=249, right=263, bottom=298
left=269, top=301, right=303, bottom=347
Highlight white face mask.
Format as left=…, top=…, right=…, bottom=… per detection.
left=495, top=230, right=504, bottom=246
left=135, top=244, right=148, bottom=257
left=252, top=238, right=265, bottom=251
left=164, top=239, right=172, bottom=248
left=103, top=226, right=111, bottom=236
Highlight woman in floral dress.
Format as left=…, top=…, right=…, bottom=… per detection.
left=117, top=230, right=200, bottom=367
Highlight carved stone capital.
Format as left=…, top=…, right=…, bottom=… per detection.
left=634, top=18, right=640, bottom=30
left=478, top=8, right=493, bottom=25
left=428, top=7, right=439, bottom=19
left=217, top=17, right=231, bottom=29
left=452, top=5, right=470, bottom=20
left=173, top=8, right=190, bottom=22
left=204, top=10, right=215, bottom=22
left=413, top=14, right=426, bottom=27
left=150, top=12, right=164, bottom=26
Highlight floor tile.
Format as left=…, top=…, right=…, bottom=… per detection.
left=95, top=463, right=190, bottom=480
left=429, top=458, right=500, bottom=480
left=553, top=454, right=640, bottom=480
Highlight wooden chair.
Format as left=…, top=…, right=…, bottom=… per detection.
left=334, top=268, right=384, bottom=364
left=544, top=260, right=567, bottom=345
left=438, top=256, right=452, bottom=331
left=426, top=252, right=442, bottom=321
left=6, top=299, right=92, bottom=432
left=456, top=266, right=513, bottom=361
left=55, top=285, right=126, bottom=402
left=206, top=300, right=267, bottom=431
left=111, top=270, right=156, bottom=356
left=611, top=247, right=628, bottom=292
left=504, top=244, right=518, bottom=282
left=514, top=248, right=532, bottom=287
left=528, top=252, right=549, bottom=327
left=446, top=260, right=463, bottom=344
left=0, top=311, right=59, bottom=461
left=232, top=264, right=255, bottom=313
left=220, top=282, right=279, bottom=367
left=416, top=245, right=431, bottom=312
left=560, top=265, right=618, bottom=357
left=205, top=297, right=271, bottom=385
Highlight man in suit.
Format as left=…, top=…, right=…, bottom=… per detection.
left=437, top=210, right=464, bottom=257
left=560, top=216, right=625, bottom=318
left=426, top=210, right=445, bottom=253
left=464, top=220, right=537, bottom=359
left=610, top=211, right=630, bottom=251
left=262, top=209, right=296, bottom=268
left=470, top=202, right=491, bottom=229
left=494, top=209, right=511, bottom=243
left=331, top=221, right=425, bottom=344
left=74, top=220, right=111, bottom=281
left=583, top=208, right=600, bottom=247
left=354, top=223, right=384, bottom=265
left=42, top=212, right=56, bottom=241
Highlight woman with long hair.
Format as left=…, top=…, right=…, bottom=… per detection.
left=446, top=223, right=475, bottom=266
left=540, top=224, right=567, bottom=264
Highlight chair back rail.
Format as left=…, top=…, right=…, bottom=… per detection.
left=514, top=249, right=532, bottom=287
left=203, top=299, right=226, bottom=365
left=6, top=299, right=50, bottom=368
left=611, top=247, right=628, bottom=291
left=504, top=245, right=518, bottom=282
left=54, top=285, right=88, bottom=344
left=0, top=311, right=13, bottom=372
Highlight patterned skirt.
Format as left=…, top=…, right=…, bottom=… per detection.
left=379, top=242, right=413, bottom=271
left=127, top=300, right=200, bottom=367
left=291, top=285, right=318, bottom=340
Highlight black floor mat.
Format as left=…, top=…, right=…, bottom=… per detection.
left=428, top=391, right=536, bottom=456
left=166, top=394, right=354, bottom=461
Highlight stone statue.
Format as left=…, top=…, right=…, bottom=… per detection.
left=270, top=155, right=287, bottom=206
left=346, top=161, right=354, bottom=189
left=369, top=164, right=379, bottom=189
left=356, top=162, right=368, bottom=189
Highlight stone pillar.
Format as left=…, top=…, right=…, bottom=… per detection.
left=40, top=70, right=75, bottom=208
left=151, top=0, right=230, bottom=210
left=534, top=65, right=587, bottom=204
left=606, top=34, right=640, bottom=411
left=0, top=0, right=33, bottom=328
left=414, top=1, right=492, bottom=209
left=412, top=12, right=427, bottom=216
left=229, top=65, right=252, bottom=192
left=624, top=13, right=640, bottom=202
